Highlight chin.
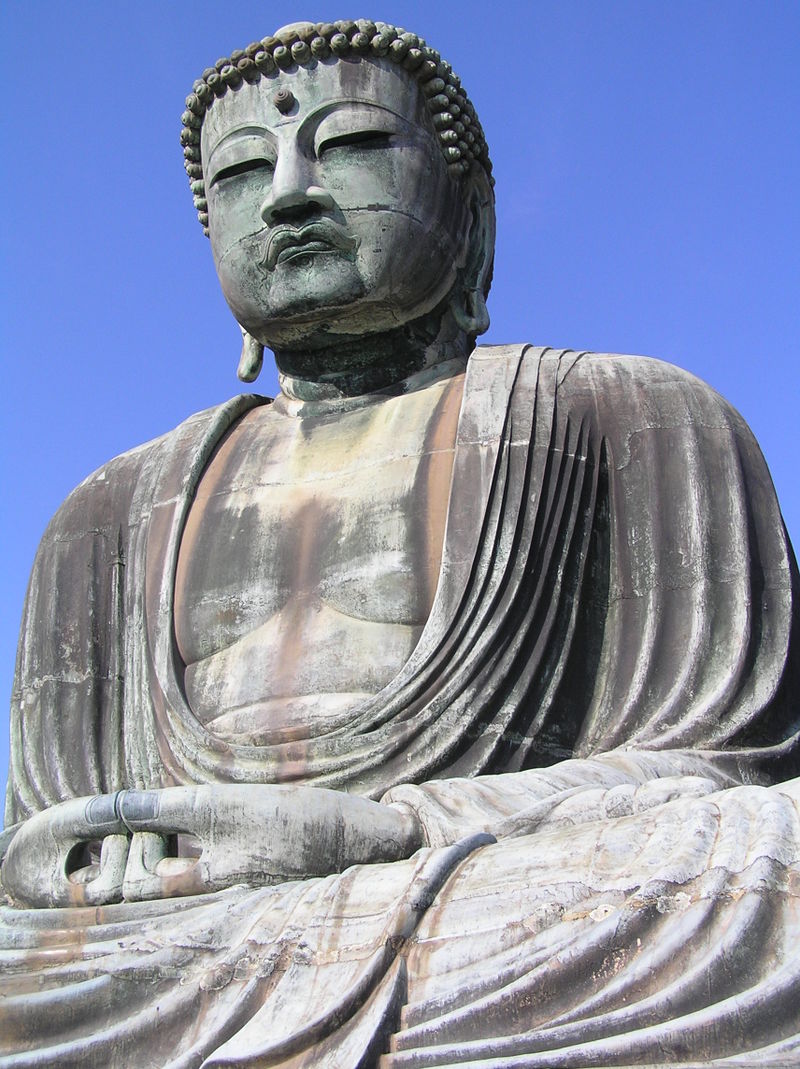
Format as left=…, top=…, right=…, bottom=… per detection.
left=260, top=256, right=367, bottom=329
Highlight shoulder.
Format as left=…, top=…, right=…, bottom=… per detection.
left=543, top=347, right=725, bottom=399
left=475, top=344, right=734, bottom=404
left=39, top=397, right=267, bottom=550
left=514, top=347, right=752, bottom=435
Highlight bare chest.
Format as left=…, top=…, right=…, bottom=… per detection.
left=174, top=375, right=463, bottom=672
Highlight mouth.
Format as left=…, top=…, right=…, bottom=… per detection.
left=275, top=240, right=340, bottom=265
left=262, top=221, right=357, bottom=271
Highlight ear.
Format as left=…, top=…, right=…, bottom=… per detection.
left=451, top=172, right=496, bottom=339
left=237, top=324, right=265, bottom=383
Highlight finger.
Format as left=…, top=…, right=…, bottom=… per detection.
left=117, top=787, right=201, bottom=834
left=122, top=829, right=222, bottom=901
left=1, top=795, right=128, bottom=908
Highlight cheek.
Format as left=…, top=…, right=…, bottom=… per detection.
left=211, top=227, right=272, bottom=327
left=331, top=153, right=469, bottom=286
left=207, top=180, right=268, bottom=261
left=352, top=209, right=455, bottom=264
left=322, top=143, right=456, bottom=218
left=346, top=208, right=464, bottom=313
left=208, top=186, right=267, bottom=291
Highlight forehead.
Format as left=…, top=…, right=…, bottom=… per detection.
left=201, top=57, right=429, bottom=149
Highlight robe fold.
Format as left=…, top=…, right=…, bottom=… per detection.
left=2, top=346, right=799, bottom=1066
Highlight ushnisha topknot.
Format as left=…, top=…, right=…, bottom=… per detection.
left=181, top=19, right=493, bottom=236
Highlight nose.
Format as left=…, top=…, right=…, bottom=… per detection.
left=260, top=147, right=335, bottom=225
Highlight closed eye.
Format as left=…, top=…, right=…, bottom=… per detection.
left=210, top=158, right=273, bottom=186
left=318, top=130, right=392, bottom=156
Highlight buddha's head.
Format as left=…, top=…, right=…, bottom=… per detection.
left=182, top=21, right=496, bottom=386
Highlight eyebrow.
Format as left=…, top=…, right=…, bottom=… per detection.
left=208, top=124, right=276, bottom=151
left=296, top=98, right=410, bottom=139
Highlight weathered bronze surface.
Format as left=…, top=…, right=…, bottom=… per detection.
left=2, top=18, right=799, bottom=1068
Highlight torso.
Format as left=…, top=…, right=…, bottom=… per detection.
left=174, top=369, right=464, bottom=744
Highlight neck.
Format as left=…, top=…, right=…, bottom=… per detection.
left=272, top=304, right=468, bottom=403
left=275, top=356, right=467, bottom=417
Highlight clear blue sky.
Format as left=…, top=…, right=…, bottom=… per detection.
left=1, top=2, right=798, bottom=811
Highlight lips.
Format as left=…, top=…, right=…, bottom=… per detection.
left=262, top=220, right=357, bottom=271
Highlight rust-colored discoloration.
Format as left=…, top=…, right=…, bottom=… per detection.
left=414, top=369, right=465, bottom=614
left=171, top=369, right=465, bottom=747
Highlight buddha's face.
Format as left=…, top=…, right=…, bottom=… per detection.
left=201, top=58, right=472, bottom=351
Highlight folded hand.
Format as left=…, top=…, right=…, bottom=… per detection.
left=1, top=784, right=424, bottom=908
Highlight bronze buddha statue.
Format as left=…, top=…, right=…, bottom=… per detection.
left=2, top=20, right=798, bottom=1068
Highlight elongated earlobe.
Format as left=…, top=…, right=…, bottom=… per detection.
left=237, top=326, right=264, bottom=383
left=450, top=175, right=495, bottom=340
left=452, top=287, right=490, bottom=337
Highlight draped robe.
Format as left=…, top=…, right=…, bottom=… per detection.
left=2, top=346, right=799, bottom=1067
